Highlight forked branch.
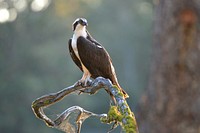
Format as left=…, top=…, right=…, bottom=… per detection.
left=31, top=77, right=139, bottom=133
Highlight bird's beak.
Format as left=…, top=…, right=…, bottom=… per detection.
left=81, top=21, right=88, bottom=26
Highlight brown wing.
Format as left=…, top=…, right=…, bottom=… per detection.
left=78, top=36, right=129, bottom=98
left=77, top=36, right=129, bottom=98
left=68, top=39, right=83, bottom=72
left=77, top=36, right=116, bottom=81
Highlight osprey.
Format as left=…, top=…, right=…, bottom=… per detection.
left=68, top=18, right=128, bottom=98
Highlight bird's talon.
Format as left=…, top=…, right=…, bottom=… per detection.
left=86, top=79, right=93, bottom=86
left=75, top=80, right=84, bottom=87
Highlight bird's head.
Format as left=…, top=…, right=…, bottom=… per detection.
left=72, top=18, right=88, bottom=31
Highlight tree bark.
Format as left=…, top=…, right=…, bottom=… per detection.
left=138, top=0, right=200, bottom=133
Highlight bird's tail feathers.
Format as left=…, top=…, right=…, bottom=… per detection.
left=114, top=82, right=129, bottom=98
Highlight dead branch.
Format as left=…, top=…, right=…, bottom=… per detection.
left=31, top=77, right=139, bottom=133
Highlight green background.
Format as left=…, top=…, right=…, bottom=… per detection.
left=0, top=0, right=153, bottom=132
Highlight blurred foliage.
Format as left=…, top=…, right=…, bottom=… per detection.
left=0, top=0, right=153, bottom=132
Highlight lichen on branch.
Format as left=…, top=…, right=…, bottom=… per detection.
left=31, top=77, right=139, bottom=133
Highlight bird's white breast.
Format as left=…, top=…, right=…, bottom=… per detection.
left=72, top=35, right=79, bottom=59
left=72, top=26, right=87, bottom=59
left=71, top=26, right=91, bottom=77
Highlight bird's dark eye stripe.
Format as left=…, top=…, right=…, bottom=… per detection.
left=73, top=22, right=79, bottom=31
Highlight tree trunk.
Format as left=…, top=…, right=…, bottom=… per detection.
left=138, top=0, right=200, bottom=133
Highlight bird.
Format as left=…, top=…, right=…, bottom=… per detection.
left=68, top=18, right=128, bottom=98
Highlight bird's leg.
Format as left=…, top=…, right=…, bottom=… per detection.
left=78, top=71, right=92, bottom=87
left=76, top=72, right=93, bottom=95
left=76, top=73, right=86, bottom=87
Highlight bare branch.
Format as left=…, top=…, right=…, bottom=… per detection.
left=31, top=77, right=139, bottom=133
